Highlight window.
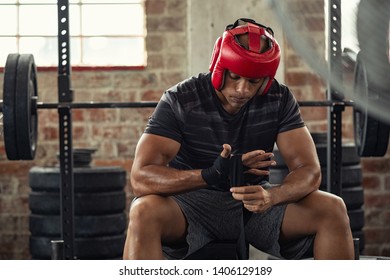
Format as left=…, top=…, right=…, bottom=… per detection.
left=0, top=0, right=146, bottom=69
left=340, top=0, right=360, bottom=53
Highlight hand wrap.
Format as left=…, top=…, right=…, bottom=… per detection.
left=201, top=155, right=230, bottom=185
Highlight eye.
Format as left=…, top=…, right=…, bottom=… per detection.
left=249, top=78, right=262, bottom=84
left=228, top=72, right=240, bottom=80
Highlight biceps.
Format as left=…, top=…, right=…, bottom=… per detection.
left=276, top=127, right=319, bottom=170
left=133, top=133, right=181, bottom=168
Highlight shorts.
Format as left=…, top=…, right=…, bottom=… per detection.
left=163, top=183, right=314, bottom=260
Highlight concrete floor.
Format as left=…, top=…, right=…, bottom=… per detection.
left=249, top=246, right=272, bottom=260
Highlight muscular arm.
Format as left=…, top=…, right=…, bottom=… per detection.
left=231, top=126, right=321, bottom=212
left=270, top=126, right=321, bottom=204
left=130, top=133, right=206, bottom=197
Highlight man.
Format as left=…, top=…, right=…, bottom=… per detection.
left=123, top=18, right=354, bottom=260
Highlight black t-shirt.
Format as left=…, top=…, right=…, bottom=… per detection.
left=145, top=72, right=304, bottom=188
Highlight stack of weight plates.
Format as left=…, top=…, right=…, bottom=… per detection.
left=28, top=155, right=127, bottom=259
left=270, top=133, right=365, bottom=252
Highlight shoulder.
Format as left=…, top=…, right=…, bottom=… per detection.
left=267, top=79, right=294, bottom=97
left=263, top=79, right=299, bottom=107
left=162, top=72, right=213, bottom=105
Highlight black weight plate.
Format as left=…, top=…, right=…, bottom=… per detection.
left=374, top=121, right=390, bottom=156
left=340, top=186, right=364, bottom=210
left=315, top=143, right=361, bottom=166
left=348, top=208, right=365, bottom=231
left=3, top=53, right=20, bottom=160
left=29, top=234, right=125, bottom=259
left=29, top=213, right=127, bottom=237
left=29, top=191, right=126, bottom=215
left=310, top=132, right=328, bottom=145
left=15, top=54, right=38, bottom=160
left=353, top=53, right=377, bottom=157
left=320, top=165, right=363, bottom=188
left=353, top=50, right=390, bottom=157
left=29, top=166, right=126, bottom=192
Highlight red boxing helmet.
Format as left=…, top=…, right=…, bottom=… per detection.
left=209, top=18, right=281, bottom=95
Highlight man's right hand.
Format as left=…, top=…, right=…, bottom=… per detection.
left=201, top=144, right=232, bottom=185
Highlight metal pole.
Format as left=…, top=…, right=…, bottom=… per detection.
left=327, top=0, right=344, bottom=196
left=57, top=0, right=75, bottom=260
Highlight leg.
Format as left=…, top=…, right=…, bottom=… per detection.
left=123, top=195, right=187, bottom=260
left=280, top=190, right=354, bottom=259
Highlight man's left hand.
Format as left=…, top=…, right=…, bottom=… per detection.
left=230, top=185, right=273, bottom=213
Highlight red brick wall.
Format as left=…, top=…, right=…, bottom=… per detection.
left=0, top=0, right=389, bottom=259
left=0, top=0, right=188, bottom=259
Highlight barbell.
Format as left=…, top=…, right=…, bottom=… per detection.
left=353, top=51, right=390, bottom=157
left=0, top=53, right=389, bottom=161
left=1, top=53, right=158, bottom=160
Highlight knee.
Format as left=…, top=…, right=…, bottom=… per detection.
left=319, top=193, right=350, bottom=226
left=129, top=195, right=164, bottom=224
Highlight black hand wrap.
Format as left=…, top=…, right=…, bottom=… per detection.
left=201, top=155, right=231, bottom=185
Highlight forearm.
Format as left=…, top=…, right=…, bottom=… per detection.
left=131, top=165, right=206, bottom=197
left=269, top=164, right=321, bottom=205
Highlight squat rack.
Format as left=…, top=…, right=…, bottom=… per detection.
left=56, top=0, right=75, bottom=260
left=52, top=0, right=346, bottom=259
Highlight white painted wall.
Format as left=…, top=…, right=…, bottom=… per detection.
left=187, top=0, right=285, bottom=82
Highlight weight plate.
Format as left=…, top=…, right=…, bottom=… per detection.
left=15, top=54, right=38, bottom=160
left=29, top=213, right=127, bottom=237
left=3, top=54, right=20, bottom=160
left=29, top=191, right=126, bottom=215
left=353, top=51, right=390, bottom=157
left=341, top=186, right=364, bottom=210
left=348, top=208, right=365, bottom=231
left=29, top=166, right=126, bottom=192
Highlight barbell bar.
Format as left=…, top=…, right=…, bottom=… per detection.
left=1, top=53, right=388, bottom=161
left=0, top=100, right=354, bottom=111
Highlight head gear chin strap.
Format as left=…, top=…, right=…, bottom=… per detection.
left=209, top=18, right=281, bottom=95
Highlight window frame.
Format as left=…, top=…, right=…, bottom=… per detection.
left=0, top=0, right=146, bottom=71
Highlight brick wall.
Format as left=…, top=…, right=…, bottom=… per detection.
left=0, top=0, right=389, bottom=259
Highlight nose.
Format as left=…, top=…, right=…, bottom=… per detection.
left=235, top=79, right=251, bottom=96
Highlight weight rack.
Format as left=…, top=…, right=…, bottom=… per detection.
left=0, top=0, right=349, bottom=259
left=54, top=0, right=346, bottom=259
left=56, top=0, right=75, bottom=260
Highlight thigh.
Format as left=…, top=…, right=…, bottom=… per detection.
left=131, top=195, right=187, bottom=244
left=245, top=204, right=286, bottom=255
left=280, top=190, right=344, bottom=241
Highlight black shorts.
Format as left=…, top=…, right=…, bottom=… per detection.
left=163, top=183, right=314, bottom=259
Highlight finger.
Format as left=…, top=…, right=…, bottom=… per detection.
left=232, top=192, right=258, bottom=202
left=243, top=202, right=269, bottom=213
left=244, top=152, right=274, bottom=162
left=220, top=144, right=231, bottom=158
left=230, top=185, right=263, bottom=194
left=249, top=153, right=275, bottom=165
left=242, top=150, right=265, bottom=162
left=244, top=168, right=270, bottom=176
left=247, top=159, right=277, bottom=170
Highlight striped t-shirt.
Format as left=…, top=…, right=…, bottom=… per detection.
left=145, top=72, right=304, bottom=189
